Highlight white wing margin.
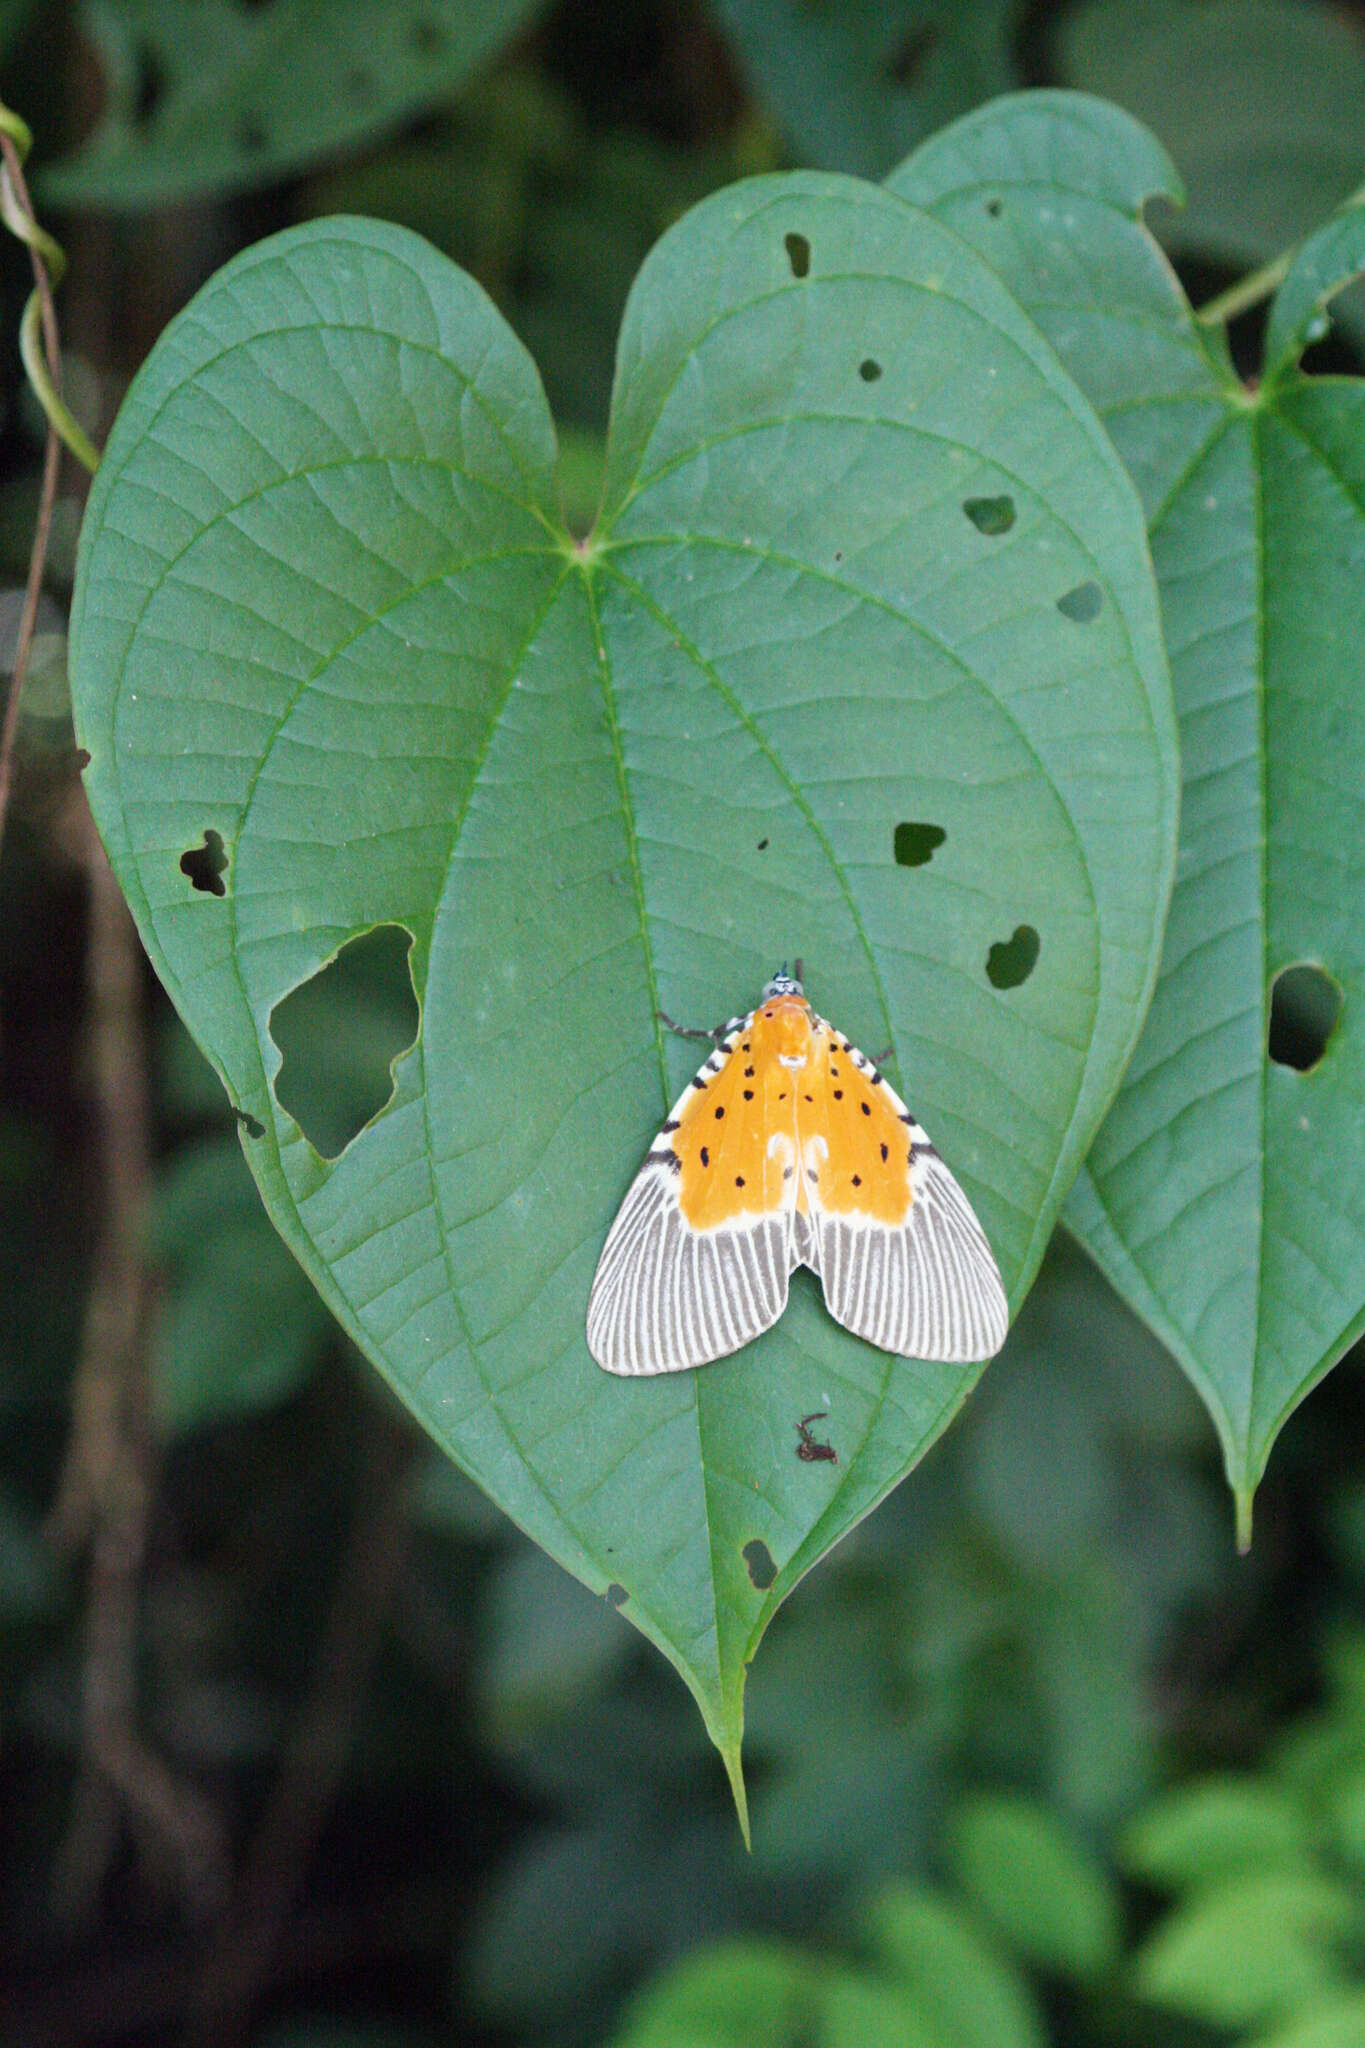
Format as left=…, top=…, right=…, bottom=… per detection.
left=812, top=1142, right=1009, bottom=1361
left=587, top=1013, right=795, bottom=1376
left=586, top=1164, right=793, bottom=1373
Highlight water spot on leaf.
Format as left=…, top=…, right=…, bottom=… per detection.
left=742, top=1538, right=777, bottom=1590
left=987, top=925, right=1041, bottom=990
left=784, top=231, right=810, bottom=279
left=894, top=821, right=946, bottom=868
left=1056, top=580, right=1103, bottom=624
left=179, top=828, right=228, bottom=898
left=269, top=923, right=419, bottom=1160
left=1269, top=963, right=1342, bottom=1071
left=964, top=494, right=1015, bottom=537
left=859, top=358, right=882, bottom=382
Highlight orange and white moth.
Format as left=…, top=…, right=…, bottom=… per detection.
left=587, top=968, right=1009, bottom=1375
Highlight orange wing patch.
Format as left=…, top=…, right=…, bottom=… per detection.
left=671, top=1009, right=794, bottom=1229
left=586, top=967, right=1009, bottom=1377
left=802, top=1025, right=913, bottom=1226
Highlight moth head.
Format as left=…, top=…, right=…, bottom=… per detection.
left=761, top=961, right=805, bottom=1002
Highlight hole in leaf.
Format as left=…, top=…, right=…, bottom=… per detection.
left=132, top=37, right=167, bottom=124
left=757, top=837, right=769, bottom=851
left=894, top=820, right=946, bottom=868
left=742, top=1539, right=777, bottom=1590
left=234, top=1108, right=266, bottom=1140
left=180, top=828, right=228, bottom=897
left=1269, top=963, right=1342, bottom=1071
left=74, top=746, right=91, bottom=773
left=269, top=924, right=420, bottom=1160
left=859, top=358, right=882, bottom=382
left=985, top=196, right=1003, bottom=218
left=607, top=1582, right=628, bottom=1608
left=964, top=494, right=1015, bottom=537
left=889, top=21, right=938, bottom=83
left=987, top=925, right=1040, bottom=990
left=784, top=231, right=810, bottom=279
left=237, top=112, right=267, bottom=153
left=1057, top=580, right=1103, bottom=624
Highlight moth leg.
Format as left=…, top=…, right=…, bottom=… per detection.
left=657, top=1009, right=732, bottom=1047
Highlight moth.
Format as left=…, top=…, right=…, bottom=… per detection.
left=587, top=967, right=1008, bottom=1374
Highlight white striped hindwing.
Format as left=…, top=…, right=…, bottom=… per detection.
left=587, top=979, right=1009, bottom=1376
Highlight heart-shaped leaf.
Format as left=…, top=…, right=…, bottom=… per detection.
left=892, top=94, right=1365, bottom=1533
left=70, top=177, right=1175, bottom=1807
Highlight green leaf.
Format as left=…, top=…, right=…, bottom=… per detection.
left=1246, top=1990, right=1365, bottom=2048
left=70, top=185, right=1174, bottom=1802
left=945, top=1790, right=1122, bottom=1981
left=1131, top=1871, right=1358, bottom=2028
left=152, top=1138, right=333, bottom=1432
left=1121, top=1776, right=1315, bottom=1891
left=610, top=1940, right=812, bottom=2048
left=1265, top=200, right=1365, bottom=387
left=893, top=91, right=1365, bottom=1516
left=37, top=0, right=549, bottom=210
left=707, top=0, right=1020, bottom=180
left=863, top=1881, right=1047, bottom=2048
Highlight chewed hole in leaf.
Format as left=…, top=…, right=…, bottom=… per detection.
left=859, top=358, right=883, bottom=382
left=987, top=924, right=1040, bottom=990
left=985, top=197, right=1003, bottom=218
left=1057, top=581, right=1103, bottom=624
left=1269, top=963, right=1343, bottom=1072
left=893, top=820, right=946, bottom=868
left=269, top=923, right=420, bottom=1160
left=608, top=1582, right=628, bottom=1608
left=743, top=1539, right=777, bottom=1590
left=180, top=828, right=228, bottom=898
left=784, top=232, right=811, bottom=279
left=234, top=1108, right=266, bottom=1140
left=964, top=494, right=1015, bottom=537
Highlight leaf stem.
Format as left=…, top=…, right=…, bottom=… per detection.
left=1196, top=178, right=1365, bottom=328
left=1195, top=253, right=1293, bottom=329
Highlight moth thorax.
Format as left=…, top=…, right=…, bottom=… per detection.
left=765, top=997, right=813, bottom=1066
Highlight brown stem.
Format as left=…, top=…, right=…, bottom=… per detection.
left=189, top=1411, right=417, bottom=2047
left=0, top=124, right=64, bottom=874
left=50, top=814, right=229, bottom=1924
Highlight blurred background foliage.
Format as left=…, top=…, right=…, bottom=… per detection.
left=2, top=1, right=1365, bottom=2043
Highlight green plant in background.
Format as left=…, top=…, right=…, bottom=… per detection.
left=604, top=1634, right=1365, bottom=2048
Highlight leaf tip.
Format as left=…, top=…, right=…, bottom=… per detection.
left=722, top=1740, right=751, bottom=1849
